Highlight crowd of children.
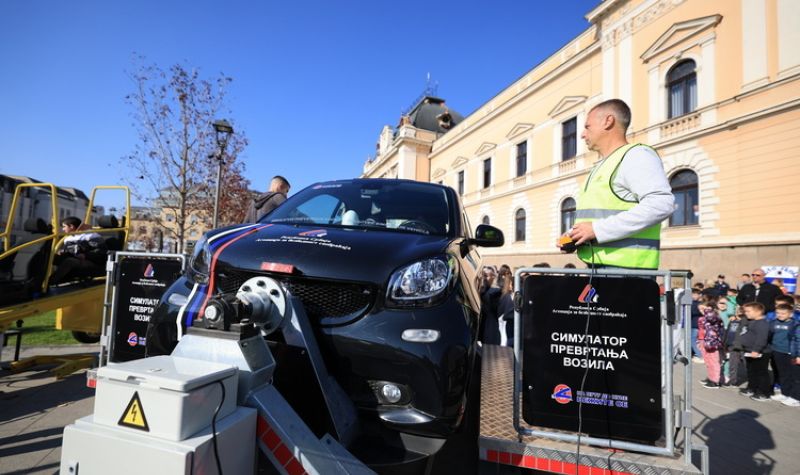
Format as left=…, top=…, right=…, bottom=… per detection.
left=691, top=277, right=800, bottom=407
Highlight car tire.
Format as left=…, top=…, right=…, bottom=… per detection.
left=72, top=331, right=101, bottom=344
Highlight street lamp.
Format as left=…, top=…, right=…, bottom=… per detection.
left=212, top=119, right=234, bottom=229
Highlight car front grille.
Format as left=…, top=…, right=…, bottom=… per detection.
left=214, top=269, right=376, bottom=325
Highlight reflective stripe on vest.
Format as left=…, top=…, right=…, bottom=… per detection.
left=575, top=143, right=661, bottom=269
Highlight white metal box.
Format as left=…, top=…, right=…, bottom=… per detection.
left=94, top=355, right=238, bottom=441
left=61, top=406, right=256, bottom=475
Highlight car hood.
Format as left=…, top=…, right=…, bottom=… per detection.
left=209, top=223, right=452, bottom=285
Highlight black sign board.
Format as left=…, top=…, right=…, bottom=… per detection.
left=111, top=256, right=183, bottom=362
left=521, top=275, right=662, bottom=443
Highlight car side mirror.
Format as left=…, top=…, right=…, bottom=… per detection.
left=470, top=224, right=504, bottom=247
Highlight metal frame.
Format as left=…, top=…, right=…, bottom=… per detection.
left=99, top=251, right=185, bottom=367
left=512, top=267, right=695, bottom=461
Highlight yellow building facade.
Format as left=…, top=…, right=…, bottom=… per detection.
left=362, top=0, right=800, bottom=281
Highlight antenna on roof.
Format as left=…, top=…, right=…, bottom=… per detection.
left=401, top=74, right=440, bottom=116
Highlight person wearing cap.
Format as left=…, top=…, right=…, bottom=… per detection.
left=713, top=274, right=730, bottom=297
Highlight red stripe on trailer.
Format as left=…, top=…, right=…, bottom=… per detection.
left=484, top=450, right=634, bottom=475
left=273, top=443, right=292, bottom=466
left=262, top=427, right=281, bottom=451
left=256, top=415, right=308, bottom=475
left=284, top=458, right=306, bottom=475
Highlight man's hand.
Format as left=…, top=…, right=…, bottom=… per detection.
left=746, top=352, right=762, bottom=358
left=569, top=222, right=596, bottom=245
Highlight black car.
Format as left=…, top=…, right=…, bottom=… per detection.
left=146, top=178, right=503, bottom=468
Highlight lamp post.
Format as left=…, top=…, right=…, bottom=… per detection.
left=211, top=119, right=234, bottom=229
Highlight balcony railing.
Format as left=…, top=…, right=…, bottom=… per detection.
left=660, top=112, right=701, bottom=139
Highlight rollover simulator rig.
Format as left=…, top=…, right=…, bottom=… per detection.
left=61, top=271, right=374, bottom=474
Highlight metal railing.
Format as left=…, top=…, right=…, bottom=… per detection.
left=511, top=267, right=695, bottom=462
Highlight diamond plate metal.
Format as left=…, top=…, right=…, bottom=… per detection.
left=479, top=344, right=703, bottom=475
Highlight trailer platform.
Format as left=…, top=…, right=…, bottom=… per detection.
left=479, top=344, right=705, bottom=475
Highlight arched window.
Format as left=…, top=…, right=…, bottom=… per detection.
left=482, top=215, right=490, bottom=225
left=667, top=60, right=697, bottom=119
left=515, top=209, right=526, bottom=242
left=669, top=169, right=699, bottom=226
left=560, top=198, right=576, bottom=234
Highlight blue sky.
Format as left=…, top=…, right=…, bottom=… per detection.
left=0, top=0, right=598, bottom=210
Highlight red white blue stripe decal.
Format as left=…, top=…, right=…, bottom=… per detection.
left=175, top=224, right=271, bottom=338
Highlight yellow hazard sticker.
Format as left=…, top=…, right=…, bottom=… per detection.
left=118, top=391, right=150, bottom=431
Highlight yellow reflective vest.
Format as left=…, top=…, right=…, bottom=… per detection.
left=575, top=143, right=661, bottom=269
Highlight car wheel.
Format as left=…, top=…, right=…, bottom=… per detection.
left=72, top=331, right=101, bottom=344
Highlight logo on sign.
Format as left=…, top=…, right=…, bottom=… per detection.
left=578, top=284, right=598, bottom=303
left=552, top=384, right=573, bottom=404
left=299, top=229, right=327, bottom=238
left=127, top=332, right=138, bottom=347
left=143, top=263, right=155, bottom=278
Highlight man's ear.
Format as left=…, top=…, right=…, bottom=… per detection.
left=603, top=113, right=616, bottom=131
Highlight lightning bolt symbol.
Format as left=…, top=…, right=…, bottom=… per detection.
left=131, top=404, right=138, bottom=420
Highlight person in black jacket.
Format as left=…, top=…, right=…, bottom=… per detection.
left=478, top=266, right=501, bottom=345
left=739, top=302, right=773, bottom=401
left=244, top=175, right=290, bottom=223
left=737, top=269, right=782, bottom=313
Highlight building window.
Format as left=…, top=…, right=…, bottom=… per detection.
left=514, top=209, right=526, bottom=242
left=667, top=60, right=697, bottom=119
left=457, top=171, right=464, bottom=196
left=481, top=215, right=490, bottom=225
left=483, top=158, right=492, bottom=188
left=669, top=169, right=699, bottom=226
left=560, top=198, right=576, bottom=234
left=516, top=141, right=527, bottom=177
left=562, top=118, right=577, bottom=161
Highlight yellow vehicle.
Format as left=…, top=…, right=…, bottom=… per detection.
left=0, top=182, right=130, bottom=342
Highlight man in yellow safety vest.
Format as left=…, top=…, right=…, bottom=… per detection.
left=565, top=99, right=674, bottom=269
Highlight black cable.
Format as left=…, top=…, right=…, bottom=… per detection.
left=211, top=380, right=226, bottom=475
left=575, top=242, right=596, bottom=475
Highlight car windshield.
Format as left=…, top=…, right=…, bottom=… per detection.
left=263, top=181, right=452, bottom=236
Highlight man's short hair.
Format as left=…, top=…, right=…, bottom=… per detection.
left=775, top=294, right=794, bottom=304
left=741, top=273, right=750, bottom=277
left=272, top=175, right=290, bottom=189
left=742, top=302, right=765, bottom=313
left=591, top=99, right=631, bottom=131
left=62, top=216, right=82, bottom=228
left=775, top=303, right=794, bottom=313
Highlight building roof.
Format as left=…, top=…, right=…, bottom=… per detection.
left=405, top=96, right=464, bottom=134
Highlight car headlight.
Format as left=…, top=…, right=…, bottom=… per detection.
left=386, top=257, right=456, bottom=307
left=187, top=234, right=210, bottom=284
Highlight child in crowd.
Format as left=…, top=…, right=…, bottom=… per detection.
left=690, top=289, right=703, bottom=362
left=716, top=298, right=735, bottom=327
left=723, top=307, right=747, bottom=387
left=739, top=302, right=773, bottom=401
left=699, top=295, right=724, bottom=388
left=766, top=294, right=799, bottom=321
left=769, top=304, right=800, bottom=407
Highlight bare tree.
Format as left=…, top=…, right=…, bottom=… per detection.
left=121, top=57, right=250, bottom=253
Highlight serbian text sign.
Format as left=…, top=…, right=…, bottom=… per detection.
left=521, top=275, right=663, bottom=443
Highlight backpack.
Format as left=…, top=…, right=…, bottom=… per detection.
left=704, top=314, right=723, bottom=352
